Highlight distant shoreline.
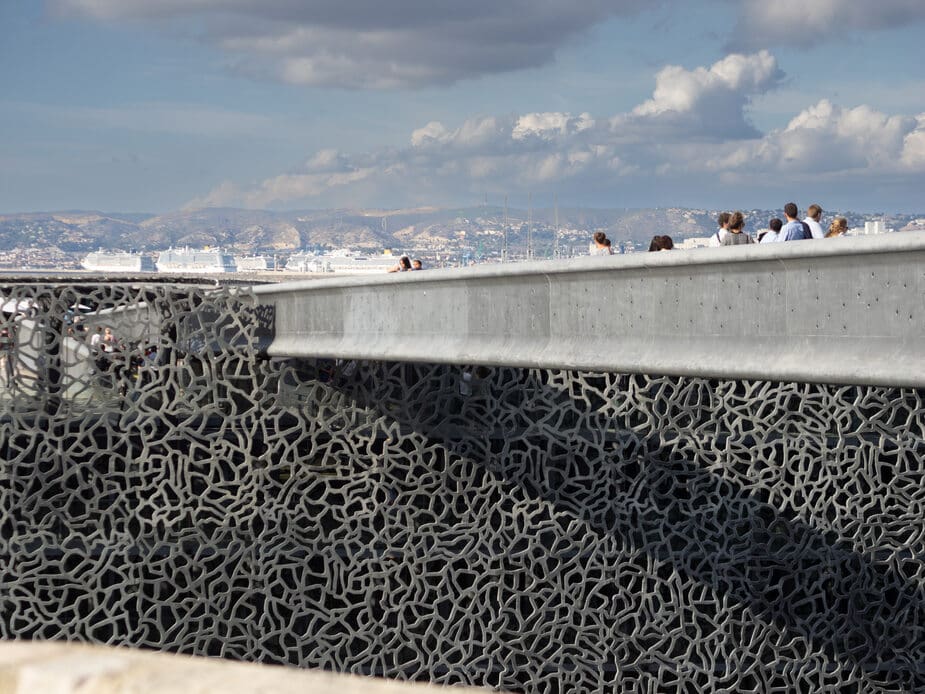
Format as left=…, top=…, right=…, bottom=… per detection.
left=0, top=269, right=356, bottom=284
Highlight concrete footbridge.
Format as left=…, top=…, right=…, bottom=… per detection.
left=254, top=231, right=925, bottom=387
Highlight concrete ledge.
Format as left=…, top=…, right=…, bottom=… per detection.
left=254, top=232, right=925, bottom=387
left=0, top=641, right=488, bottom=693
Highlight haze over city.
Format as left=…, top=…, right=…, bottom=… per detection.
left=2, top=1, right=924, bottom=214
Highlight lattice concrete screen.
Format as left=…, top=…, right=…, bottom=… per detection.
left=1, top=283, right=923, bottom=692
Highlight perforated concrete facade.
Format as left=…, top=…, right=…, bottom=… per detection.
left=0, top=281, right=923, bottom=692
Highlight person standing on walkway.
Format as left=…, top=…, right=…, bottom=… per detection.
left=710, top=212, right=731, bottom=247
left=388, top=256, right=412, bottom=272
left=804, top=204, right=825, bottom=239
left=648, top=235, right=674, bottom=251
left=0, top=325, right=14, bottom=387
left=721, top=211, right=754, bottom=245
left=826, top=217, right=849, bottom=237
left=758, top=218, right=783, bottom=243
left=589, top=231, right=613, bottom=255
left=778, top=203, right=812, bottom=241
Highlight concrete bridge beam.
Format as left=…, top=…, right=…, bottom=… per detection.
left=254, top=232, right=925, bottom=387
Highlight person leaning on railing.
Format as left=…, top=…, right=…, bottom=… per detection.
left=647, top=235, right=674, bottom=251
left=720, top=211, right=755, bottom=245
left=826, top=217, right=848, bottom=238
left=589, top=231, right=613, bottom=255
left=388, top=256, right=412, bottom=272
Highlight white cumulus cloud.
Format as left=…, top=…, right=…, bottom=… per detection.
left=512, top=113, right=595, bottom=141
left=695, top=99, right=925, bottom=186
left=901, top=116, right=925, bottom=169
left=733, top=0, right=925, bottom=47
left=185, top=51, right=925, bottom=210
left=626, top=50, right=782, bottom=138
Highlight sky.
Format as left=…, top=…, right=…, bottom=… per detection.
left=2, top=0, right=924, bottom=214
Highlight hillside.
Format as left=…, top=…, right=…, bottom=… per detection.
left=0, top=207, right=919, bottom=262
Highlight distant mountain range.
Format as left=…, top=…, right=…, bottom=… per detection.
left=0, top=206, right=920, bottom=256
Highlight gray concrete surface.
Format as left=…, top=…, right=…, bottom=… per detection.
left=253, top=232, right=925, bottom=387
left=0, top=642, right=490, bottom=693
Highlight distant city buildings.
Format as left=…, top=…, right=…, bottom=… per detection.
left=861, top=220, right=891, bottom=235
left=677, top=237, right=711, bottom=250
left=0, top=207, right=919, bottom=272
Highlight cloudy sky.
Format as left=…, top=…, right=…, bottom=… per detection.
left=2, top=0, right=924, bottom=213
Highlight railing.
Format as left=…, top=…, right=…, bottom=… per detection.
left=255, top=231, right=925, bottom=387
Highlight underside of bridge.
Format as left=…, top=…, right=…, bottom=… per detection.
left=1, top=281, right=923, bottom=692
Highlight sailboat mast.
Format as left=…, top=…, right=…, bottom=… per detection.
left=554, top=194, right=560, bottom=259
left=527, top=192, right=533, bottom=260
left=503, top=195, right=508, bottom=263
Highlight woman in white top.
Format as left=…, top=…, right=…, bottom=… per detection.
left=589, top=231, right=613, bottom=255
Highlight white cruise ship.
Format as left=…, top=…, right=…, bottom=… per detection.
left=285, top=252, right=324, bottom=273
left=285, top=249, right=399, bottom=275
left=235, top=254, right=280, bottom=271
left=156, top=247, right=237, bottom=274
left=326, top=253, right=402, bottom=274
left=82, top=250, right=157, bottom=273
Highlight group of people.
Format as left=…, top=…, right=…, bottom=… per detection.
left=589, top=202, right=850, bottom=255
left=710, top=203, right=849, bottom=246
left=89, top=325, right=118, bottom=352
left=648, top=236, right=674, bottom=252
left=594, top=231, right=674, bottom=254
left=1, top=319, right=139, bottom=394
left=84, top=325, right=160, bottom=395
left=388, top=256, right=424, bottom=272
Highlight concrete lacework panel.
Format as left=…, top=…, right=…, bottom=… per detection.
left=1, top=284, right=924, bottom=693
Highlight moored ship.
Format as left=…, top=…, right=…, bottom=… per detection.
left=284, top=251, right=323, bottom=273
left=234, top=254, right=280, bottom=271
left=156, top=247, right=237, bottom=274
left=82, top=250, right=157, bottom=273
left=285, top=249, right=399, bottom=274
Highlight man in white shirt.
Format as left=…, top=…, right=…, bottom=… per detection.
left=803, top=204, right=824, bottom=239
left=708, top=212, right=731, bottom=247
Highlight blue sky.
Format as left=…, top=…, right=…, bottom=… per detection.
left=2, top=1, right=924, bottom=213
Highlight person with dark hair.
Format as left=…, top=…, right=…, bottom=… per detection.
left=411, top=259, right=423, bottom=270
left=720, top=211, right=754, bottom=245
left=388, top=255, right=412, bottom=272
left=589, top=231, right=612, bottom=255
left=777, top=203, right=811, bottom=241
left=648, top=235, right=674, bottom=252
left=759, top=217, right=783, bottom=243
left=710, top=212, right=731, bottom=247
left=90, top=325, right=103, bottom=349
